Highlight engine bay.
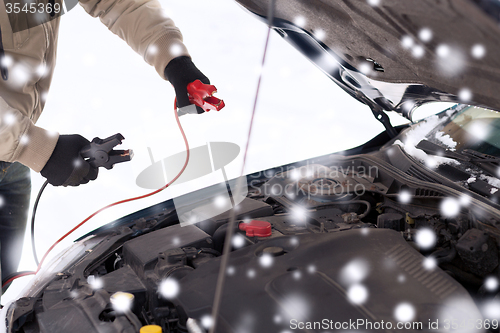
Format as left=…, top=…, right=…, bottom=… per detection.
left=6, top=150, right=500, bottom=333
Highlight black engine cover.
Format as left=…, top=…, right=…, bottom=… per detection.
left=175, top=229, right=481, bottom=332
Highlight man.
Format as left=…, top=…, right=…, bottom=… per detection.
left=0, top=0, right=210, bottom=285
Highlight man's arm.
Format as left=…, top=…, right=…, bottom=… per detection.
left=0, top=98, right=96, bottom=187
left=0, top=97, right=59, bottom=172
left=79, top=0, right=190, bottom=79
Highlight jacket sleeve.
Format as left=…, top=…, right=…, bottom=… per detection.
left=78, top=0, right=190, bottom=80
left=0, top=97, right=59, bottom=172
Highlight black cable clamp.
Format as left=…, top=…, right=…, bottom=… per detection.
left=80, top=133, right=133, bottom=170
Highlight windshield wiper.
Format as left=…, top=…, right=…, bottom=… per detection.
left=416, top=140, right=469, bottom=161
left=460, top=148, right=500, bottom=176
left=416, top=140, right=500, bottom=175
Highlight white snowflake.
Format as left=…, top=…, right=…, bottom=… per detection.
left=307, top=265, right=316, bottom=273
left=19, top=135, right=29, bottom=145
left=291, top=206, right=307, bottom=224
left=485, top=277, right=499, bottom=291
left=415, top=228, right=437, bottom=250
left=201, top=315, right=213, bottom=329
left=259, top=253, right=274, bottom=268
left=347, top=284, right=368, bottom=304
left=227, top=266, right=236, bottom=276
left=440, top=197, right=460, bottom=217
left=4, top=113, right=16, bottom=126
left=423, top=257, right=437, bottom=270
left=147, top=45, right=158, bottom=56
left=110, top=292, right=134, bottom=313
left=340, top=258, right=369, bottom=285
left=359, top=62, right=372, bottom=75
left=159, top=278, right=180, bottom=299
left=411, top=45, right=425, bottom=58
left=459, top=195, right=471, bottom=207
left=394, top=303, right=416, bottom=322
left=436, top=44, right=449, bottom=57
left=159, top=8, right=173, bottom=18
left=7, top=63, right=33, bottom=88
left=418, top=28, right=432, bottom=42
left=214, top=195, right=226, bottom=208
left=1, top=54, right=13, bottom=67
left=367, top=0, right=380, bottom=6
left=437, top=46, right=466, bottom=76
left=401, top=36, right=414, bottom=49
left=247, top=269, right=256, bottom=278
left=41, top=91, right=49, bottom=102
left=483, top=300, right=500, bottom=319
left=398, top=190, right=412, bottom=204
left=458, top=88, right=472, bottom=102
left=471, top=44, right=486, bottom=59
left=314, top=29, right=326, bottom=41
left=281, top=295, right=310, bottom=321
left=290, top=168, right=301, bottom=180
left=232, top=234, right=245, bottom=248
left=170, top=44, right=183, bottom=57
left=294, top=16, right=306, bottom=27
left=36, top=64, right=47, bottom=77
left=87, top=275, right=103, bottom=289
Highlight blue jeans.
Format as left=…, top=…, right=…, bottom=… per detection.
left=0, top=161, right=31, bottom=285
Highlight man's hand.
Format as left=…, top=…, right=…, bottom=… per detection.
left=41, top=134, right=98, bottom=186
left=164, top=56, right=210, bottom=114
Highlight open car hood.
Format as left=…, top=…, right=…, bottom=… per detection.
left=235, top=0, right=500, bottom=134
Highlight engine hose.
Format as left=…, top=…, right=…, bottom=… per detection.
left=432, top=247, right=457, bottom=265
left=212, top=223, right=240, bottom=253
left=312, top=200, right=372, bottom=219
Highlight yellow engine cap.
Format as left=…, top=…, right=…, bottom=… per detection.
left=140, top=325, right=162, bottom=333
left=110, top=292, right=134, bottom=313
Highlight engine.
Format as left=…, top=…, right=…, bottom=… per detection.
left=7, top=156, right=499, bottom=333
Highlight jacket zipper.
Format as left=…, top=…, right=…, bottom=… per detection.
left=33, top=22, right=50, bottom=115
left=0, top=25, right=8, bottom=80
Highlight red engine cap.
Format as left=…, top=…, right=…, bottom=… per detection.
left=238, top=220, right=272, bottom=238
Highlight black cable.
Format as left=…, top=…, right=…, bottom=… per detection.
left=31, top=180, right=49, bottom=266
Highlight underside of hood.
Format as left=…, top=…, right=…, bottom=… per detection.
left=235, top=0, right=500, bottom=135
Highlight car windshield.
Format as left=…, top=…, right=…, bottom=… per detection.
left=441, top=106, right=500, bottom=157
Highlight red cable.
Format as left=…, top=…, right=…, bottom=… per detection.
left=3, top=101, right=189, bottom=289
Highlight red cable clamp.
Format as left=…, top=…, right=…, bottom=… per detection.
left=187, top=80, right=225, bottom=112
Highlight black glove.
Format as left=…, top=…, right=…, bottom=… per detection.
left=41, top=134, right=98, bottom=187
left=164, top=56, right=210, bottom=114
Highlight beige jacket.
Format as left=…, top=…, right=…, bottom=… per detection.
left=0, top=0, right=189, bottom=172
